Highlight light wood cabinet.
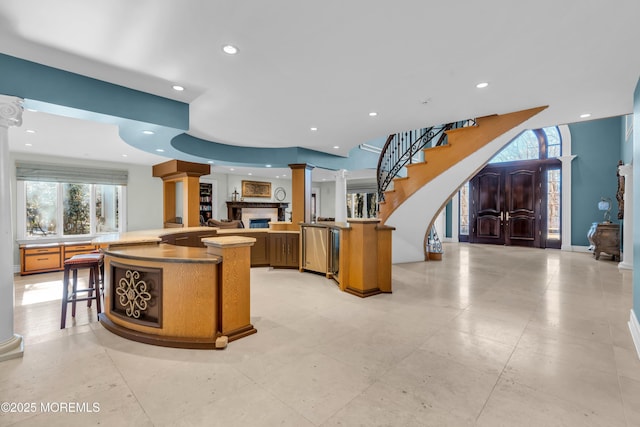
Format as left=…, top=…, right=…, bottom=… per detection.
left=20, top=242, right=97, bottom=275
left=63, top=243, right=98, bottom=260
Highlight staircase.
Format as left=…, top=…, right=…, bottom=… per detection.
left=377, top=106, right=547, bottom=263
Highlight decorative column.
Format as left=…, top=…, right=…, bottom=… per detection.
left=334, top=169, right=347, bottom=222
left=152, top=159, right=211, bottom=227
left=203, top=236, right=257, bottom=342
left=289, top=163, right=314, bottom=225
left=619, top=163, right=633, bottom=270
left=343, top=219, right=395, bottom=297
left=0, top=95, right=24, bottom=362
left=558, top=154, right=577, bottom=251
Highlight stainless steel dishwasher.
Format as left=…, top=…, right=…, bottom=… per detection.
left=302, top=225, right=328, bottom=274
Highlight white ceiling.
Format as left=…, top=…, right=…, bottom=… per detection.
left=3, top=1, right=640, bottom=176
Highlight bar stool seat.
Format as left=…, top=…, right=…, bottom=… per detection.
left=60, top=253, right=104, bottom=329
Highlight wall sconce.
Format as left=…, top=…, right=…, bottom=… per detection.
left=598, top=197, right=612, bottom=223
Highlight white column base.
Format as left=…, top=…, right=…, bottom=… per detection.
left=629, top=310, right=640, bottom=361
left=619, top=260, right=633, bottom=270
left=0, top=334, right=24, bottom=362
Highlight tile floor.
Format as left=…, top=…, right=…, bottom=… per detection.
left=2, top=243, right=640, bottom=426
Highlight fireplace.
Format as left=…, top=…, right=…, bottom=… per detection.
left=226, top=202, right=289, bottom=222
left=249, top=218, right=271, bottom=229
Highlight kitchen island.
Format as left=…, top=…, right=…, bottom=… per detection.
left=94, top=229, right=256, bottom=349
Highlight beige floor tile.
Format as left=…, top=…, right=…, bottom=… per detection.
left=255, top=351, right=372, bottom=425
left=619, top=376, right=640, bottom=427
left=477, top=378, right=625, bottom=427
left=5, top=243, right=639, bottom=426
left=420, top=328, right=515, bottom=375
left=502, top=348, right=627, bottom=425
left=379, top=350, right=500, bottom=420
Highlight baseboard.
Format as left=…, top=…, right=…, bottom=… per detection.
left=13, top=265, right=20, bottom=275
left=570, top=245, right=591, bottom=253
left=629, top=310, right=640, bottom=360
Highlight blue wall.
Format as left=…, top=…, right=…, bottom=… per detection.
left=622, top=115, right=634, bottom=164
left=569, top=117, right=623, bottom=246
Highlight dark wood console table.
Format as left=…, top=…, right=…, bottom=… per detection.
left=226, top=202, right=289, bottom=222
left=592, top=222, right=620, bottom=261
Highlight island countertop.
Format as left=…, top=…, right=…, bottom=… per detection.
left=92, top=226, right=215, bottom=246
left=104, top=243, right=222, bottom=264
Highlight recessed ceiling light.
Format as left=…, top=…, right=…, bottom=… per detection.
left=580, top=113, right=591, bottom=118
left=266, top=164, right=272, bottom=168
left=369, top=112, right=378, bottom=117
left=26, top=129, right=35, bottom=133
left=230, top=168, right=235, bottom=171
left=222, top=44, right=238, bottom=55
left=248, top=173, right=252, bottom=176
left=24, top=143, right=32, bottom=147
left=122, top=154, right=128, bottom=157
left=156, top=149, right=165, bottom=153
left=310, top=127, right=318, bottom=131
left=282, top=174, right=287, bottom=177
left=276, top=175, right=280, bottom=178
left=207, top=161, right=214, bottom=164
left=143, top=130, right=155, bottom=135
left=172, top=85, right=184, bottom=91
left=333, top=145, right=340, bottom=149
left=476, top=82, right=489, bottom=88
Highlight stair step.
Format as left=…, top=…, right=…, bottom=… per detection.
left=420, top=144, right=452, bottom=156
left=379, top=106, right=547, bottom=225
left=444, top=124, right=479, bottom=135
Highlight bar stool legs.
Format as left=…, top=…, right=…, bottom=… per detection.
left=60, top=254, right=104, bottom=329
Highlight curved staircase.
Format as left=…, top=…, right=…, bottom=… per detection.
left=378, top=106, right=547, bottom=263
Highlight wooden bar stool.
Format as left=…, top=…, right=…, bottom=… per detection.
left=60, top=253, right=104, bottom=329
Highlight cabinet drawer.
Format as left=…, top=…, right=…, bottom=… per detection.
left=25, top=253, right=61, bottom=271
left=64, top=245, right=97, bottom=259
left=24, top=246, right=60, bottom=256
left=65, top=244, right=95, bottom=252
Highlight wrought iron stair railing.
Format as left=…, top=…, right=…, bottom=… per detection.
left=376, top=119, right=475, bottom=202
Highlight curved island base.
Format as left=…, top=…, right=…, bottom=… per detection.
left=98, top=236, right=257, bottom=349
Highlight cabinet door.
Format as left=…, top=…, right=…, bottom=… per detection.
left=269, top=233, right=287, bottom=267
left=250, top=232, right=270, bottom=266
left=286, top=234, right=299, bottom=267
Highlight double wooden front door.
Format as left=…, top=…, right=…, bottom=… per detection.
left=470, top=164, right=541, bottom=247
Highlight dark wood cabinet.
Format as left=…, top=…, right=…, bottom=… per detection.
left=243, top=231, right=270, bottom=266
left=593, top=223, right=620, bottom=261
left=270, top=232, right=299, bottom=268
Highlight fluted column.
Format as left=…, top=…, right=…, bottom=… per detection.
left=619, top=163, right=633, bottom=270
left=0, top=95, right=23, bottom=362
left=334, top=169, right=347, bottom=222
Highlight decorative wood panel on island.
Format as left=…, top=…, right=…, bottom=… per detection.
left=95, top=230, right=256, bottom=349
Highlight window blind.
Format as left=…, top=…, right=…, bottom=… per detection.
left=16, top=162, right=128, bottom=185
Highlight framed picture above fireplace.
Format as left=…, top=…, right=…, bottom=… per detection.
left=242, top=180, right=271, bottom=198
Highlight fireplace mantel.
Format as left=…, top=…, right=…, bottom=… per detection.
left=226, top=202, right=289, bottom=222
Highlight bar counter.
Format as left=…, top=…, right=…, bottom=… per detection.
left=96, top=231, right=257, bottom=349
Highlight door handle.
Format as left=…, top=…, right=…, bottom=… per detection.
left=500, top=212, right=504, bottom=221
left=506, top=212, right=510, bottom=221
